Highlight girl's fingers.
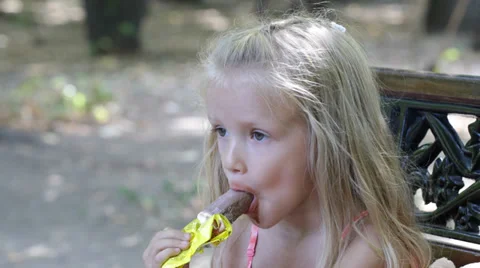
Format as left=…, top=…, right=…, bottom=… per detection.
left=147, top=232, right=190, bottom=256
left=153, top=230, right=191, bottom=241
left=154, top=248, right=182, bottom=267
left=153, top=238, right=190, bottom=252
left=143, top=229, right=191, bottom=268
left=144, top=238, right=190, bottom=267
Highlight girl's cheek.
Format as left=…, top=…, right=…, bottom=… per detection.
left=216, top=140, right=226, bottom=155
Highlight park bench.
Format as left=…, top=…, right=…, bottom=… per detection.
left=377, top=68, right=480, bottom=267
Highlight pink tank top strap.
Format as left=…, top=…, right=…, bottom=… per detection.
left=341, top=210, right=369, bottom=240
left=246, top=224, right=259, bottom=268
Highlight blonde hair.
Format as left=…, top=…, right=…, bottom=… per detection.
left=197, top=13, right=431, bottom=268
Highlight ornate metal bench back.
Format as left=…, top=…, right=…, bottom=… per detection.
left=376, top=68, right=480, bottom=244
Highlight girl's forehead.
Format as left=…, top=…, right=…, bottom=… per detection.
left=207, top=69, right=285, bottom=103
left=206, top=75, right=299, bottom=124
left=208, top=68, right=269, bottom=90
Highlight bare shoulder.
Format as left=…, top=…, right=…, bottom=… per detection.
left=211, top=216, right=251, bottom=268
left=336, top=223, right=384, bottom=268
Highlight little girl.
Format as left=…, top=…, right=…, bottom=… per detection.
left=143, top=14, right=432, bottom=268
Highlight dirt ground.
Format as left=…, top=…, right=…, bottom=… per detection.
left=0, top=1, right=479, bottom=267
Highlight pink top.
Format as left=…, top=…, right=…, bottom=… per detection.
left=246, top=211, right=369, bottom=268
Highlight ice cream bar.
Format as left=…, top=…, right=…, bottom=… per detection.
left=197, top=189, right=253, bottom=225
left=162, top=190, right=253, bottom=268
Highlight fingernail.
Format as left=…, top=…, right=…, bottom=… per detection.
left=184, top=233, right=190, bottom=239
left=182, top=241, right=189, bottom=247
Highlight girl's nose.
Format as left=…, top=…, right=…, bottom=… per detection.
left=224, top=141, right=247, bottom=174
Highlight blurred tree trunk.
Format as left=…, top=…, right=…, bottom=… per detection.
left=474, top=20, right=480, bottom=51
left=83, top=0, right=148, bottom=55
left=425, top=0, right=479, bottom=33
left=425, top=0, right=480, bottom=51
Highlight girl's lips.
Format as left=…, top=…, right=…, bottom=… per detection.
left=247, top=195, right=258, bottom=214
left=229, top=186, right=257, bottom=214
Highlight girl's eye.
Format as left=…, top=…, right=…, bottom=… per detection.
left=215, top=127, right=227, bottom=137
left=252, top=131, right=266, bottom=141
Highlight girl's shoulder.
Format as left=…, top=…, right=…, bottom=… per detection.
left=211, top=215, right=251, bottom=268
left=337, top=222, right=384, bottom=268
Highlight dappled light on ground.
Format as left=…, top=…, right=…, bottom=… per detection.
left=1, top=0, right=23, bottom=14
left=344, top=3, right=406, bottom=25
left=38, top=0, right=84, bottom=25
left=168, top=116, right=209, bottom=137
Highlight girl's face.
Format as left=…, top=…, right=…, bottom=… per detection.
left=206, top=76, right=317, bottom=228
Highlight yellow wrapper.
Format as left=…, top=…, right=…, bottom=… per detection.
left=161, top=214, right=232, bottom=268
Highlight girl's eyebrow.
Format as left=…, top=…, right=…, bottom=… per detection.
left=207, top=115, right=218, bottom=122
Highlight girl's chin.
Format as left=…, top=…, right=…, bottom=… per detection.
left=247, top=212, right=259, bottom=224
left=246, top=209, right=262, bottom=226
left=247, top=213, right=277, bottom=229
left=250, top=219, right=275, bottom=229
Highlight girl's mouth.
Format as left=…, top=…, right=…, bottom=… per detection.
left=228, top=185, right=257, bottom=214
left=247, top=195, right=258, bottom=214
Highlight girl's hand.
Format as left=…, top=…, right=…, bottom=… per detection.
left=142, top=228, right=191, bottom=268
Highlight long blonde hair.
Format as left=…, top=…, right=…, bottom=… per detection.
left=197, top=13, right=431, bottom=268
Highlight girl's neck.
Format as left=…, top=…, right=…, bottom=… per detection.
left=266, top=189, right=322, bottom=242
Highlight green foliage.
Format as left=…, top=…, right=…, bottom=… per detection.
left=118, top=22, right=136, bottom=37
left=5, top=74, right=116, bottom=126
left=440, top=48, right=461, bottom=62
left=432, top=47, right=462, bottom=73
left=13, top=11, right=36, bottom=26
left=118, top=186, right=140, bottom=203
left=95, top=37, right=114, bottom=53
